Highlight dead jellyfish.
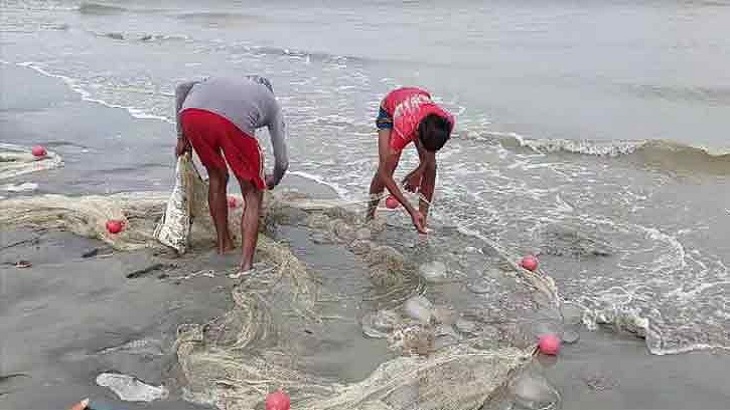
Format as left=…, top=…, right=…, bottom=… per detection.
left=361, top=309, right=400, bottom=339
left=454, top=318, right=478, bottom=335
left=433, top=325, right=460, bottom=350
left=562, top=329, right=580, bottom=344
left=508, top=368, right=561, bottom=410
left=355, top=227, right=371, bottom=240
left=418, top=260, right=449, bottom=283
left=403, top=295, right=434, bottom=324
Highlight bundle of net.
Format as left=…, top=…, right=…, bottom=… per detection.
left=1, top=153, right=223, bottom=251
left=1, top=146, right=562, bottom=409
left=0, top=143, right=63, bottom=181
left=173, top=191, right=562, bottom=410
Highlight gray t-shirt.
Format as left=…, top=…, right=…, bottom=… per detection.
left=175, top=76, right=289, bottom=182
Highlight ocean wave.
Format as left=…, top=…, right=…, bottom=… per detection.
left=16, top=61, right=173, bottom=124
left=223, top=42, right=362, bottom=64
left=498, top=135, right=730, bottom=174
left=77, top=2, right=127, bottom=15
left=622, top=83, right=730, bottom=106
left=175, top=11, right=263, bottom=23
left=697, top=0, right=730, bottom=8
left=504, top=135, right=647, bottom=157
left=2, top=22, right=71, bottom=33
left=287, top=171, right=350, bottom=199
left=582, top=305, right=730, bottom=356
left=92, top=30, right=190, bottom=43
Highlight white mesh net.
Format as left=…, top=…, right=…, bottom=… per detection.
left=0, top=149, right=561, bottom=409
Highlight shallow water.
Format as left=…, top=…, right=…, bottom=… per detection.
left=1, top=0, right=729, bottom=359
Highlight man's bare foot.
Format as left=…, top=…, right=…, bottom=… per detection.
left=239, top=261, right=253, bottom=272
left=217, top=245, right=234, bottom=254
left=365, top=203, right=377, bottom=221
left=217, top=235, right=235, bottom=254
left=68, top=399, right=89, bottom=410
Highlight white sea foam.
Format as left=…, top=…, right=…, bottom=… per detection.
left=17, top=61, right=173, bottom=123
left=288, top=170, right=350, bottom=199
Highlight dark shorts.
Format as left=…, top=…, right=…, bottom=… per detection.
left=375, top=106, right=393, bottom=130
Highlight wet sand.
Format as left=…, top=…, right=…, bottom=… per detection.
left=545, top=329, right=730, bottom=410
left=1, top=229, right=227, bottom=410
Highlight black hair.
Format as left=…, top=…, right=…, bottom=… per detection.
left=418, top=114, right=451, bottom=152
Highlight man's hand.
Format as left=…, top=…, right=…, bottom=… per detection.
left=402, top=167, right=423, bottom=193
left=409, top=209, right=427, bottom=234
left=265, top=174, right=277, bottom=190
left=68, top=398, right=89, bottom=410
left=175, top=136, right=191, bottom=157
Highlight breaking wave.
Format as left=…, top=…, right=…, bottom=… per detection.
left=499, top=135, right=730, bottom=174
left=223, top=42, right=364, bottom=64
left=16, top=61, right=172, bottom=123
left=91, top=31, right=190, bottom=43
left=174, top=11, right=264, bottom=23
left=77, top=2, right=127, bottom=15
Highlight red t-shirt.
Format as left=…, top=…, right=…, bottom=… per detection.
left=381, top=87, right=455, bottom=151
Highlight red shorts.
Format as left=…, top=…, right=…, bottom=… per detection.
left=180, top=108, right=265, bottom=190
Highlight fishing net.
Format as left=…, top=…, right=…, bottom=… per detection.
left=174, top=195, right=560, bottom=410
left=0, top=154, right=223, bottom=252
left=0, top=150, right=561, bottom=409
left=153, top=153, right=211, bottom=253
left=0, top=190, right=169, bottom=250
left=0, top=143, right=63, bottom=181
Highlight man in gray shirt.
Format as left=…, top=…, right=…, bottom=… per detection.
left=175, top=75, right=289, bottom=274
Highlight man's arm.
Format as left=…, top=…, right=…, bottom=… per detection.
left=175, top=81, right=198, bottom=138
left=377, top=130, right=427, bottom=233
left=415, top=139, right=437, bottom=219
left=266, top=106, right=289, bottom=189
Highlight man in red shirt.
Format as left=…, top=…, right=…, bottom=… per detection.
left=366, top=87, right=454, bottom=233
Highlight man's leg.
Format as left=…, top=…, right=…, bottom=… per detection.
left=366, top=169, right=385, bottom=220
left=237, top=178, right=263, bottom=272
left=366, top=128, right=395, bottom=220
left=181, top=109, right=234, bottom=253
left=206, top=166, right=234, bottom=253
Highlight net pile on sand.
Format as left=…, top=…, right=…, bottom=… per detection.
left=0, top=143, right=63, bottom=181
left=0, top=154, right=222, bottom=252
left=0, top=190, right=169, bottom=250
left=0, top=156, right=561, bottom=409
left=174, top=255, right=534, bottom=410
left=173, top=194, right=561, bottom=410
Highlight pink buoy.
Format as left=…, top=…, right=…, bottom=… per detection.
left=105, top=220, right=124, bottom=234
left=520, top=255, right=539, bottom=271
left=227, top=195, right=239, bottom=208
left=31, top=145, right=47, bottom=158
left=265, top=390, right=290, bottom=410
left=538, top=333, right=561, bottom=356
left=385, top=196, right=399, bottom=209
